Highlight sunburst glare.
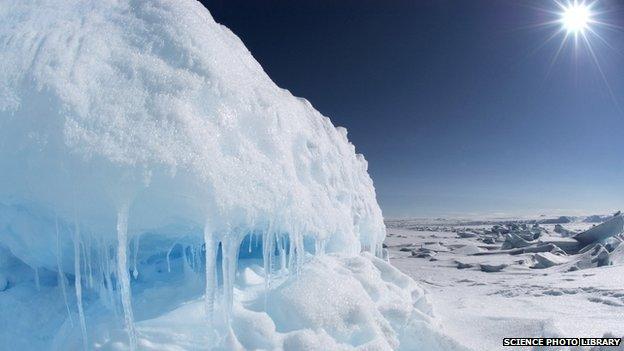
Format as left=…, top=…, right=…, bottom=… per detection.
left=527, top=0, right=623, bottom=110
left=560, top=1, right=593, bottom=34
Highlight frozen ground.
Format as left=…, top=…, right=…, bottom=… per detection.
left=386, top=217, right=624, bottom=351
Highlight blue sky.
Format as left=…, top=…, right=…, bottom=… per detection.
left=204, top=0, right=624, bottom=218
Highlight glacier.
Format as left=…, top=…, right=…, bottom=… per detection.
left=0, top=0, right=462, bottom=349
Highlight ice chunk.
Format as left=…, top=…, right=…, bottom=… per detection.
left=0, top=0, right=385, bottom=273
left=531, top=252, right=569, bottom=269
left=455, top=260, right=474, bottom=269
left=564, top=244, right=610, bottom=271
left=537, top=236, right=581, bottom=254
left=501, top=233, right=535, bottom=250
left=411, top=249, right=436, bottom=259
left=457, top=231, right=478, bottom=238
left=479, top=263, right=507, bottom=273
left=573, top=213, right=624, bottom=245
left=610, top=244, right=624, bottom=265
left=583, top=214, right=609, bottom=223
left=0, top=0, right=386, bottom=299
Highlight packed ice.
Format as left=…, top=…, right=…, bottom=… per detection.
left=386, top=213, right=624, bottom=350
left=0, top=0, right=467, bottom=350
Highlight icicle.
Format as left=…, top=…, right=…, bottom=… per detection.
left=95, top=243, right=109, bottom=309
left=33, top=267, right=40, bottom=291
left=116, top=204, right=137, bottom=350
left=55, top=217, right=73, bottom=326
left=86, top=235, right=94, bottom=289
left=80, top=240, right=89, bottom=288
left=188, top=246, right=195, bottom=272
left=103, top=244, right=119, bottom=320
left=287, top=232, right=295, bottom=272
left=191, top=245, right=197, bottom=272
left=166, top=243, right=175, bottom=273
left=279, top=235, right=286, bottom=274
left=132, top=234, right=140, bottom=279
left=73, top=220, right=88, bottom=351
left=287, top=231, right=303, bottom=276
left=182, top=245, right=190, bottom=278
left=296, top=233, right=304, bottom=275
left=97, top=242, right=109, bottom=310
left=262, top=227, right=274, bottom=290
left=57, top=269, right=73, bottom=323
left=315, top=238, right=325, bottom=256
left=203, top=225, right=216, bottom=323
left=221, top=237, right=239, bottom=325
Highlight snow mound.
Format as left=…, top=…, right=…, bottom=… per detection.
left=0, top=1, right=462, bottom=350
left=0, top=0, right=384, bottom=266
left=50, top=254, right=463, bottom=350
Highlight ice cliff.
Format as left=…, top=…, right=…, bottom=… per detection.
left=0, top=1, right=460, bottom=349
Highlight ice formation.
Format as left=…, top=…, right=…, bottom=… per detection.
left=0, top=0, right=460, bottom=349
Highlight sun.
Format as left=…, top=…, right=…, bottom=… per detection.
left=530, top=0, right=623, bottom=111
left=560, top=2, right=593, bottom=34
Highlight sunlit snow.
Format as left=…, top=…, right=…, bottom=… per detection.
left=0, top=1, right=462, bottom=350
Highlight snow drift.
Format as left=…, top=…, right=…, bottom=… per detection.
left=0, top=0, right=462, bottom=350
left=0, top=0, right=384, bottom=268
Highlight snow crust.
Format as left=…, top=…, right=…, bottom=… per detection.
left=0, top=1, right=458, bottom=350
left=387, top=219, right=624, bottom=350
left=0, top=0, right=384, bottom=268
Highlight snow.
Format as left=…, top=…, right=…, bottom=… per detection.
left=386, top=218, right=624, bottom=350
left=80, top=254, right=464, bottom=351
left=0, top=0, right=384, bottom=269
left=0, top=1, right=460, bottom=350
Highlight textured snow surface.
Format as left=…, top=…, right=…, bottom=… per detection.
left=386, top=220, right=624, bottom=351
left=48, top=254, right=461, bottom=350
left=0, top=0, right=384, bottom=267
left=0, top=1, right=460, bottom=350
